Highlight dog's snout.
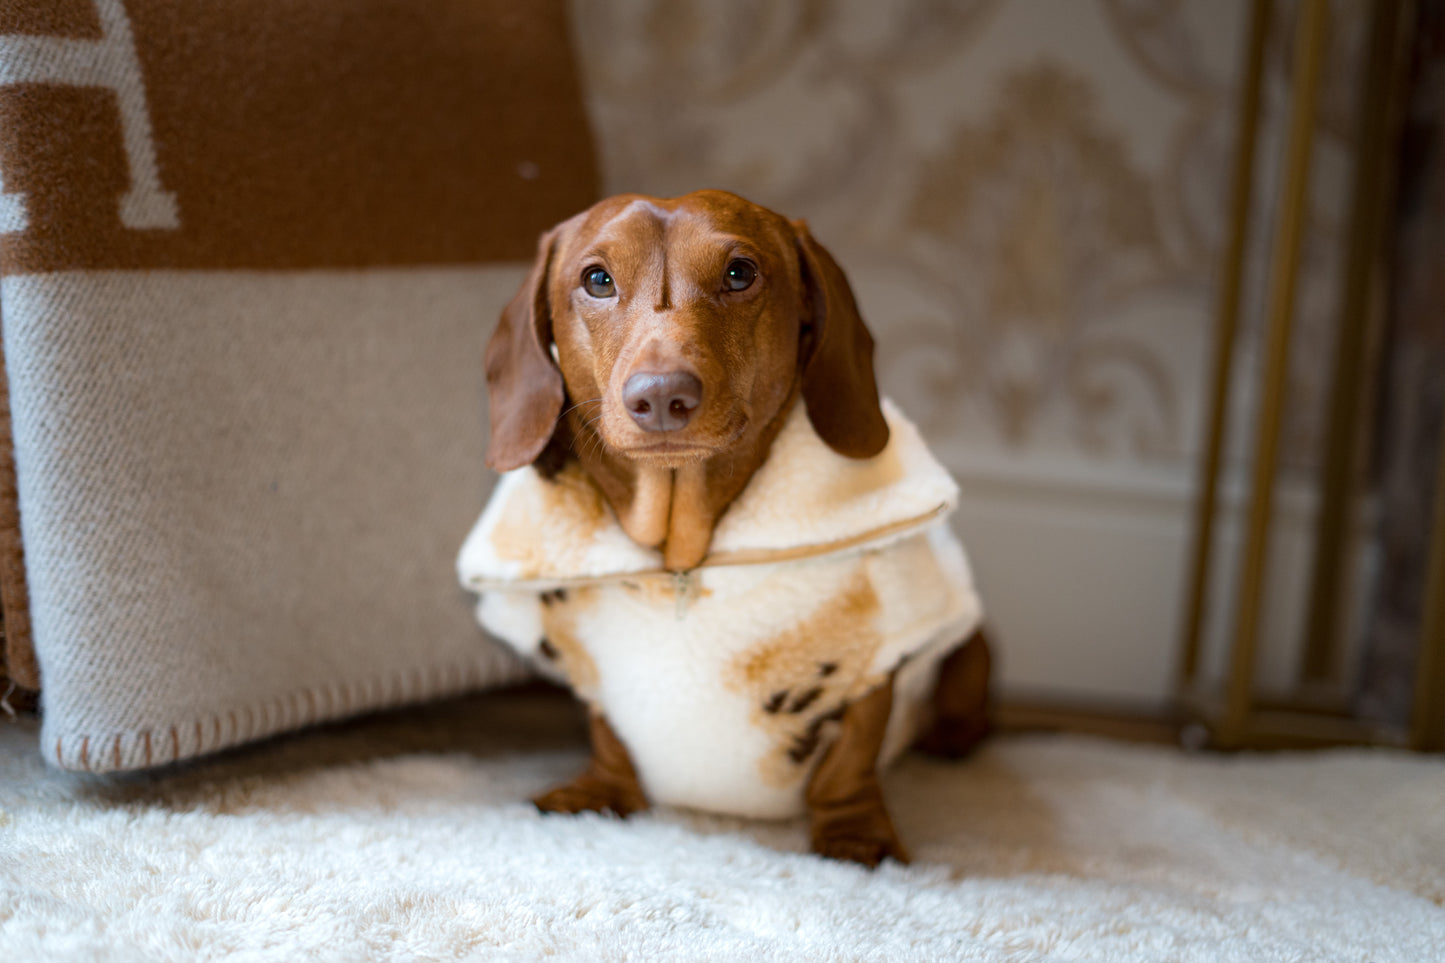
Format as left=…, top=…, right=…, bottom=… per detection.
left=623, top=371, right=703, bottom=432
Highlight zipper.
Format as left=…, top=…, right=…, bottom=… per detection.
left=673, top=570, right=696, bottom=620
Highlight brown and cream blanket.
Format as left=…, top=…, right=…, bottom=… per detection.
left=0, top=0, right=597, bottom=769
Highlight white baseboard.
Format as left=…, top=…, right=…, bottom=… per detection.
left=947, top=455, right=1374, bottom=709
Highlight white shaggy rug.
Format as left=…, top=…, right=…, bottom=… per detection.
left=2, top=689, right=1443, bottom=962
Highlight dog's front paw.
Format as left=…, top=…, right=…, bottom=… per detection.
left=533, top=772, right=649, bottom=819
left=811, top=824, right=911, bottom=869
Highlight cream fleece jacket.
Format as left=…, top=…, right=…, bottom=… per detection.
left=458, top=399, right=983, bottom=818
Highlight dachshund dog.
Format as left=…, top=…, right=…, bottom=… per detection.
left=463, top=190, right=990, bottom=867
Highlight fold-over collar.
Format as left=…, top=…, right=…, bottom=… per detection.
left=458, top=398, right=958, bottom=588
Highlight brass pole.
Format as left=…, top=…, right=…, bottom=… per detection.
left=1221, top=0, right=1330, bottom=744
left=1300, top=0, right=1404, bottom=687
left=1178, top=0, right=1273, bottom=693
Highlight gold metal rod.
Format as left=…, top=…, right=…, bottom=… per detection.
left=1412, top=403, right=1445, bottom=751
left=1300, top=0, right=1404, bottom=685
left=1221, top=0, right=1331, bottom=744
left=1178, top=0, right=1273, bottom=692
left=1230, top=710, right=1406, bottom=750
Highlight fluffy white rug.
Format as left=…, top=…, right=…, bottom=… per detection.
left=2, top=689, right=1442, bottom=962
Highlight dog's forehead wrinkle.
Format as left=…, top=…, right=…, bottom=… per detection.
left=597, top=199, right=668, bottom=237
left=576, top=205, right=665, bottom=266
left=655, top=245, right=671, bottom=311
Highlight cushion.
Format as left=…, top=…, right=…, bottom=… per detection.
left=0, top=0, right=597, bottom=770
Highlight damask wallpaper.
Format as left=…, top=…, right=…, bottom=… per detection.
left=570, top=0, right=1371, bottom=704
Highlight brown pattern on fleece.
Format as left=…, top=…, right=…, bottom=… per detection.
left=537, top=588, right=601, bottom=697
left=728, top=570, right=885, bottom=787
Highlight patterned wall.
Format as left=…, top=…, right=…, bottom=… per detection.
left=571, top=0, right=1367, bottom=480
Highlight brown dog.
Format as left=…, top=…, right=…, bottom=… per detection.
left=474, top=190, right=990, bottom=866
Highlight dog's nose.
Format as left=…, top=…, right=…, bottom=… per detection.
left=622, top=371, right=703, bottom=432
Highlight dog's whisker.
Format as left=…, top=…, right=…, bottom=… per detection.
left=560, top=397, right=603, bottom=420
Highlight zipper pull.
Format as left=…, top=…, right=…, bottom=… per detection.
left=673, top=570, right=695, bottom=620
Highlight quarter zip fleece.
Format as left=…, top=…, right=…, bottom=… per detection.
left=458, top=399, right=983, bottom=818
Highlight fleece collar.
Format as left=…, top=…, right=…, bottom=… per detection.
left=458, top=398, right=958, bottom=589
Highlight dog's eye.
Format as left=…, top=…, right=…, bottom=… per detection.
left=582, top=266, right=616, bottom=298
left=724, top=259, right=757, bottom=292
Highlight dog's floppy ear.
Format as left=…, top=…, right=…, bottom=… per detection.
left=792, top=220, right=890, bottom=459
left=484, top=226, right=566, bottom=472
